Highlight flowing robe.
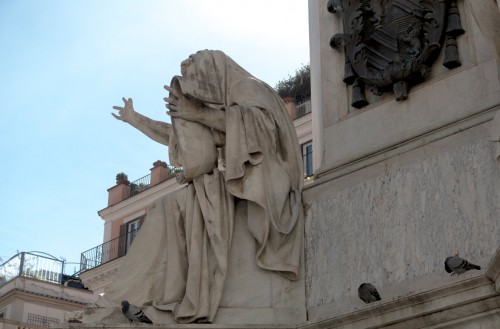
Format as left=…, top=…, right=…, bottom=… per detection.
left=99, top=51, right=303, bottom=323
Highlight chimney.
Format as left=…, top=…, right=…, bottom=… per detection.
left=283, top=97, right=297, bottom=120
left=150, top=160, right=172, bottom=186
left=107, top=183, right=130, bottom=206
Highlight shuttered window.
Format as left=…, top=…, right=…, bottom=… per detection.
left=118, top=216, right=145, bottom=257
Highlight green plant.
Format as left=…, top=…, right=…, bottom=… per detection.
left=130, top=182, right=149, bottom=195
left=274, top=64, right=311, bottom=103
left=115, top=172, right=129, bottom=185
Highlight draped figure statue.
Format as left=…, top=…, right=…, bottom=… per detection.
left=101, top=50, right=304, bottom=324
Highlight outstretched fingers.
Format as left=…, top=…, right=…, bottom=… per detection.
left=166, top=103, right=177, bottom=113
left=163, top=97, right=178, bottom=107
left=113, top=98, right=130, bottom=120
left=123, top=97, right=133, bottom=106
left=111, top=112, right=123, bottom=121
left=112, top=104, right=123, bottom=120
left=164, top=85, right=179, bottom=97
left=120, top=97, right=133, bottom=107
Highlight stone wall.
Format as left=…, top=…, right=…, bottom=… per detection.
left=304, top=122, right=500, bottom=319
left=304, top=0, right=500, bottom=326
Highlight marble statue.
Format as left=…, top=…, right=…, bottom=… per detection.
left=100, top=50, right=304, bottom=324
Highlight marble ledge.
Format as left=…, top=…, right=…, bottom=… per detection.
left=486, top=246, right=500, bottom=292
left=306, top=105, right=499, bottom=194
left=53, top=323, right=297, bottom=329
left=54, top=272, right=500, bottom=329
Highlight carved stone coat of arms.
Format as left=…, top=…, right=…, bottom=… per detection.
left=328, top=0, right=465, bottom=108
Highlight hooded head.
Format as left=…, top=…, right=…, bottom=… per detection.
left=174, top=50, right=254, bottom=106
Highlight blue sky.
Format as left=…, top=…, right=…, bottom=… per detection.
left=0, top=0, right=309, bottom=273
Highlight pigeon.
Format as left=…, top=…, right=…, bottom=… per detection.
left=121, top=300, right=152, bottom=324
left=358, top=283, right=382, bottom=304
left=444, top=256, right=481, bottom=276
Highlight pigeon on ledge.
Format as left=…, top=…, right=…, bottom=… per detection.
left=445, top=256, right=481, bottom=276
left=358, top=283, right=382, bottom=304
left=121, top=300, right=152, bottom=324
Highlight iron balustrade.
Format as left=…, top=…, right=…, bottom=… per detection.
left=80, top=228, right=139, bottom=272
left=78, top=166, right=182, bottom=272
left=296, top=100, right=311, bottom=119
left=122, top=165, right=181, bottom=200
left=130, top=174, right=151, bottom=197
left=27, top=313, right=60, bottom=327
left=0, top=252, right=64, bottom=286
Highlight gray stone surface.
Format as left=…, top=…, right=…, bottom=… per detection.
left=303, top=1, right=500, bottom=326
left=312, top=0, right=500, bottom=174
left=305, top=128, right=500, bottom=309
left=322, top=58, right=500, bottom=171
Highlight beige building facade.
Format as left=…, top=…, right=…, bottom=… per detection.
left=0, top=253, right=93, bottom=329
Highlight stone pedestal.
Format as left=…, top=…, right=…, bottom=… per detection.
left=58, top=245, right=500, bottom=327
left=216, top=202, right=306, bottom=324
left=303, top=0, right=500, bottom=327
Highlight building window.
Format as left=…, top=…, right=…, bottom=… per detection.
left=118, top=216, right=145, bottom=257
left=127, top=219, right=141, bottom=249
left=302, top=141, right=313, bottom=179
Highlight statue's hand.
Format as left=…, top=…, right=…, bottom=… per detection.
left=164, top=85, right=205, bottom=123
left=112, top=97, right=136, bottom=123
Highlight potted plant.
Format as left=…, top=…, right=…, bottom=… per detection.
left=115, top=172, right=130, bottom=185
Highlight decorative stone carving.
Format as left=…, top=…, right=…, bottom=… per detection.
left=98, top=50, right=304, bottom=324
left=328, top=0, right=465, bottom=108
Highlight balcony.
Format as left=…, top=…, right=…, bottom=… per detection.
left=0, top=251, right=75, bottom=286
left=0, top=253, right=93, bottom=326
left=107, top=161, right=182, bottom=207
left=296, top=100, right=311, bottom=119
left=79, top=229, right=138, bottom=273
left=129, top=173, right=152, bottom=197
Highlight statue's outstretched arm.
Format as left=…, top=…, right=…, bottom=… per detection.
left=112, top=97, right=171, bottom=146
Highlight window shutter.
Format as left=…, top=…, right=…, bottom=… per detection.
left=117, top=223, right=127, bottom=257
left=139, top=215, right=145, bottom=228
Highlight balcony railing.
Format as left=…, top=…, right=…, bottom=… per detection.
left=27, top=313, right=60, bottom=327
left=0, top=252, right=64, bottom=286
left=79, top=229, right=139, bottom=273
left=130, top=174, right=151, bottom=197
left=296, top=100, right=311, bottom=119
left=124, top=165, right=181, bottom=199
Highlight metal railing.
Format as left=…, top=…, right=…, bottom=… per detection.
left=130, top=174, right=151, bottom=197
left=122, top=165, right=182, bottom=200
left=0, top=252, right=64, bottom=286
left=296, top=100, right=311, bottom=119
left=79, top=228, right=139, bottom=273
left=27, top=313, right=60, bottom=327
